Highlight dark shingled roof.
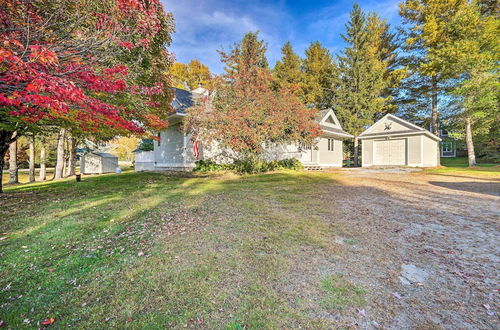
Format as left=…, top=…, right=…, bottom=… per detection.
left=171, top=87, right=194, bottom=114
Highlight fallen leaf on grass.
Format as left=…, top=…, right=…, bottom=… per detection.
left=358, top=309, right=366, bottom=316
left=41, top=318, right=55, bottom=326
left=483, top=304, right=491, bottom=310
left=392, top=292, right=402, bottom=299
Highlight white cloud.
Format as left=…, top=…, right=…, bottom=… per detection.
left=161, top=0, right=403, bottom=74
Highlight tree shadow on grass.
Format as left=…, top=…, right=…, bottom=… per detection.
left=428, top=181, right=500, bottom=197
left=429, top=181, right=500, bottom=197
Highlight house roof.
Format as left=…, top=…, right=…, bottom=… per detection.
left=315, top=109, right=330, bottom=122
left=320, top=125, right=354, bottom=138
left=359, top=114, right=441, bottom=141
left=316, top=108, right=353, bottom=138
left=171, top=87, right=194, bottom=115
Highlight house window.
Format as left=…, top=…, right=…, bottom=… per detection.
left=442, top=141, right=453, bottom=153
left=328, top=139, right=335, bottom=151
left=157, top=132, right=161, bottom=146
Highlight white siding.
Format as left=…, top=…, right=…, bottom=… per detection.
left=318, top=138, right=343, bottom=167
left=134, top=151, right=155, bottom=172
left=154, top=124, right=186, bottom=168
left=422, top=136, right=439, bottom=167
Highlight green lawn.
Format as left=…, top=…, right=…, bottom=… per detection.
left=2, top=169, right=56, bottom=185
left=0, top=170, right=356, bottom=328
left=440, top=156, right=498, bottom=168
left=425, top=157, right=500, bottom=175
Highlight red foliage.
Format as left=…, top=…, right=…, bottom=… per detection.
left=185, top=47, right=320, bottom=157
left=0, top=0, right=173, bottom=137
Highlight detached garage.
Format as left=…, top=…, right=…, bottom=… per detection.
left=359, top=114, right=441, bottom=167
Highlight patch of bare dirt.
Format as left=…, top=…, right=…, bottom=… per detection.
left=318, top=170, right=500, bottom=329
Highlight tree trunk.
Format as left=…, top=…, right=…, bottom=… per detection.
left=8, top=140, right=18, bottom=184
left=0, top=150, right=5, bottom=194
left=29, top=135, right=35, bottom=182
left=465, top=116, right=477, bottom=167
left=353, top=136, right=359, bottom=167
left=431, top=76, right=441, bottom=166
left=39, top=145, right=47, bottom=181
left=1, top=131, right=16, bottom=193
left=66, top=135, right=76, bottom=177
left=54, top=128, right=66, bottom=179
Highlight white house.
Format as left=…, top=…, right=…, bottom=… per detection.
left=137, top=88, right=353, bottom=171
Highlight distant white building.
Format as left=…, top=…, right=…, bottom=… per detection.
left=81, top=152, right=118, bottom=174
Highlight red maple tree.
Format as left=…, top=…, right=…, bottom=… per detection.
left=0, top=0, right=175, bottom=192
left=185, top=32, right=320, bottom=163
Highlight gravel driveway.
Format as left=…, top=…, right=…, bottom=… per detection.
left=320, top=169, right=500, bottom=329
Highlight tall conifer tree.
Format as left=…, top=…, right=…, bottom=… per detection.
left=273, top=42, right=304, bottom=98
left=302, top=42, right=336, bottom=108
left=333, top=4, right=397, bottom=166
left=399, top=0, right=471, bottom=165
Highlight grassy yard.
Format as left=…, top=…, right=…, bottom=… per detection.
left=0, top=170, right=356, bottom=328
left=440, top=156, right=498, bottom=168
left=2, top=169, right=56, bottom=185
left=424, top=157, right=500, bottom=175
left=1, top=164, right=498, bottom=328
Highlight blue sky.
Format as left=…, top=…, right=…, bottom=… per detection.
left=164, top=0, right=402, bottom=74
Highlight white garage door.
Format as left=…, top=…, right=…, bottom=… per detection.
left=373, top=139, right=407, bottom=165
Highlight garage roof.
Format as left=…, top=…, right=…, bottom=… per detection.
left=359, top=114, right=441, bottom=142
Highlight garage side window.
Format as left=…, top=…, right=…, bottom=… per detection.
left=157, top=132, right=161, bottom=146
left=327, top=138, right=335, bottom=151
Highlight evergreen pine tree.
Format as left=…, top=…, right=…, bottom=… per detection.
left=273, top=42, right=304, bottom=98
left=399, top=0, right=471, bottom=165
left=302, top=41, right=336, bottom=108
left=220, top=31, right=268, bottom=75
left=333, top=4, right=394, bottom=166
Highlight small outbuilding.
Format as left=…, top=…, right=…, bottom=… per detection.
left=359, top=114, right=441, bottom=167
left=81, top=152, right=118, bottom=174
